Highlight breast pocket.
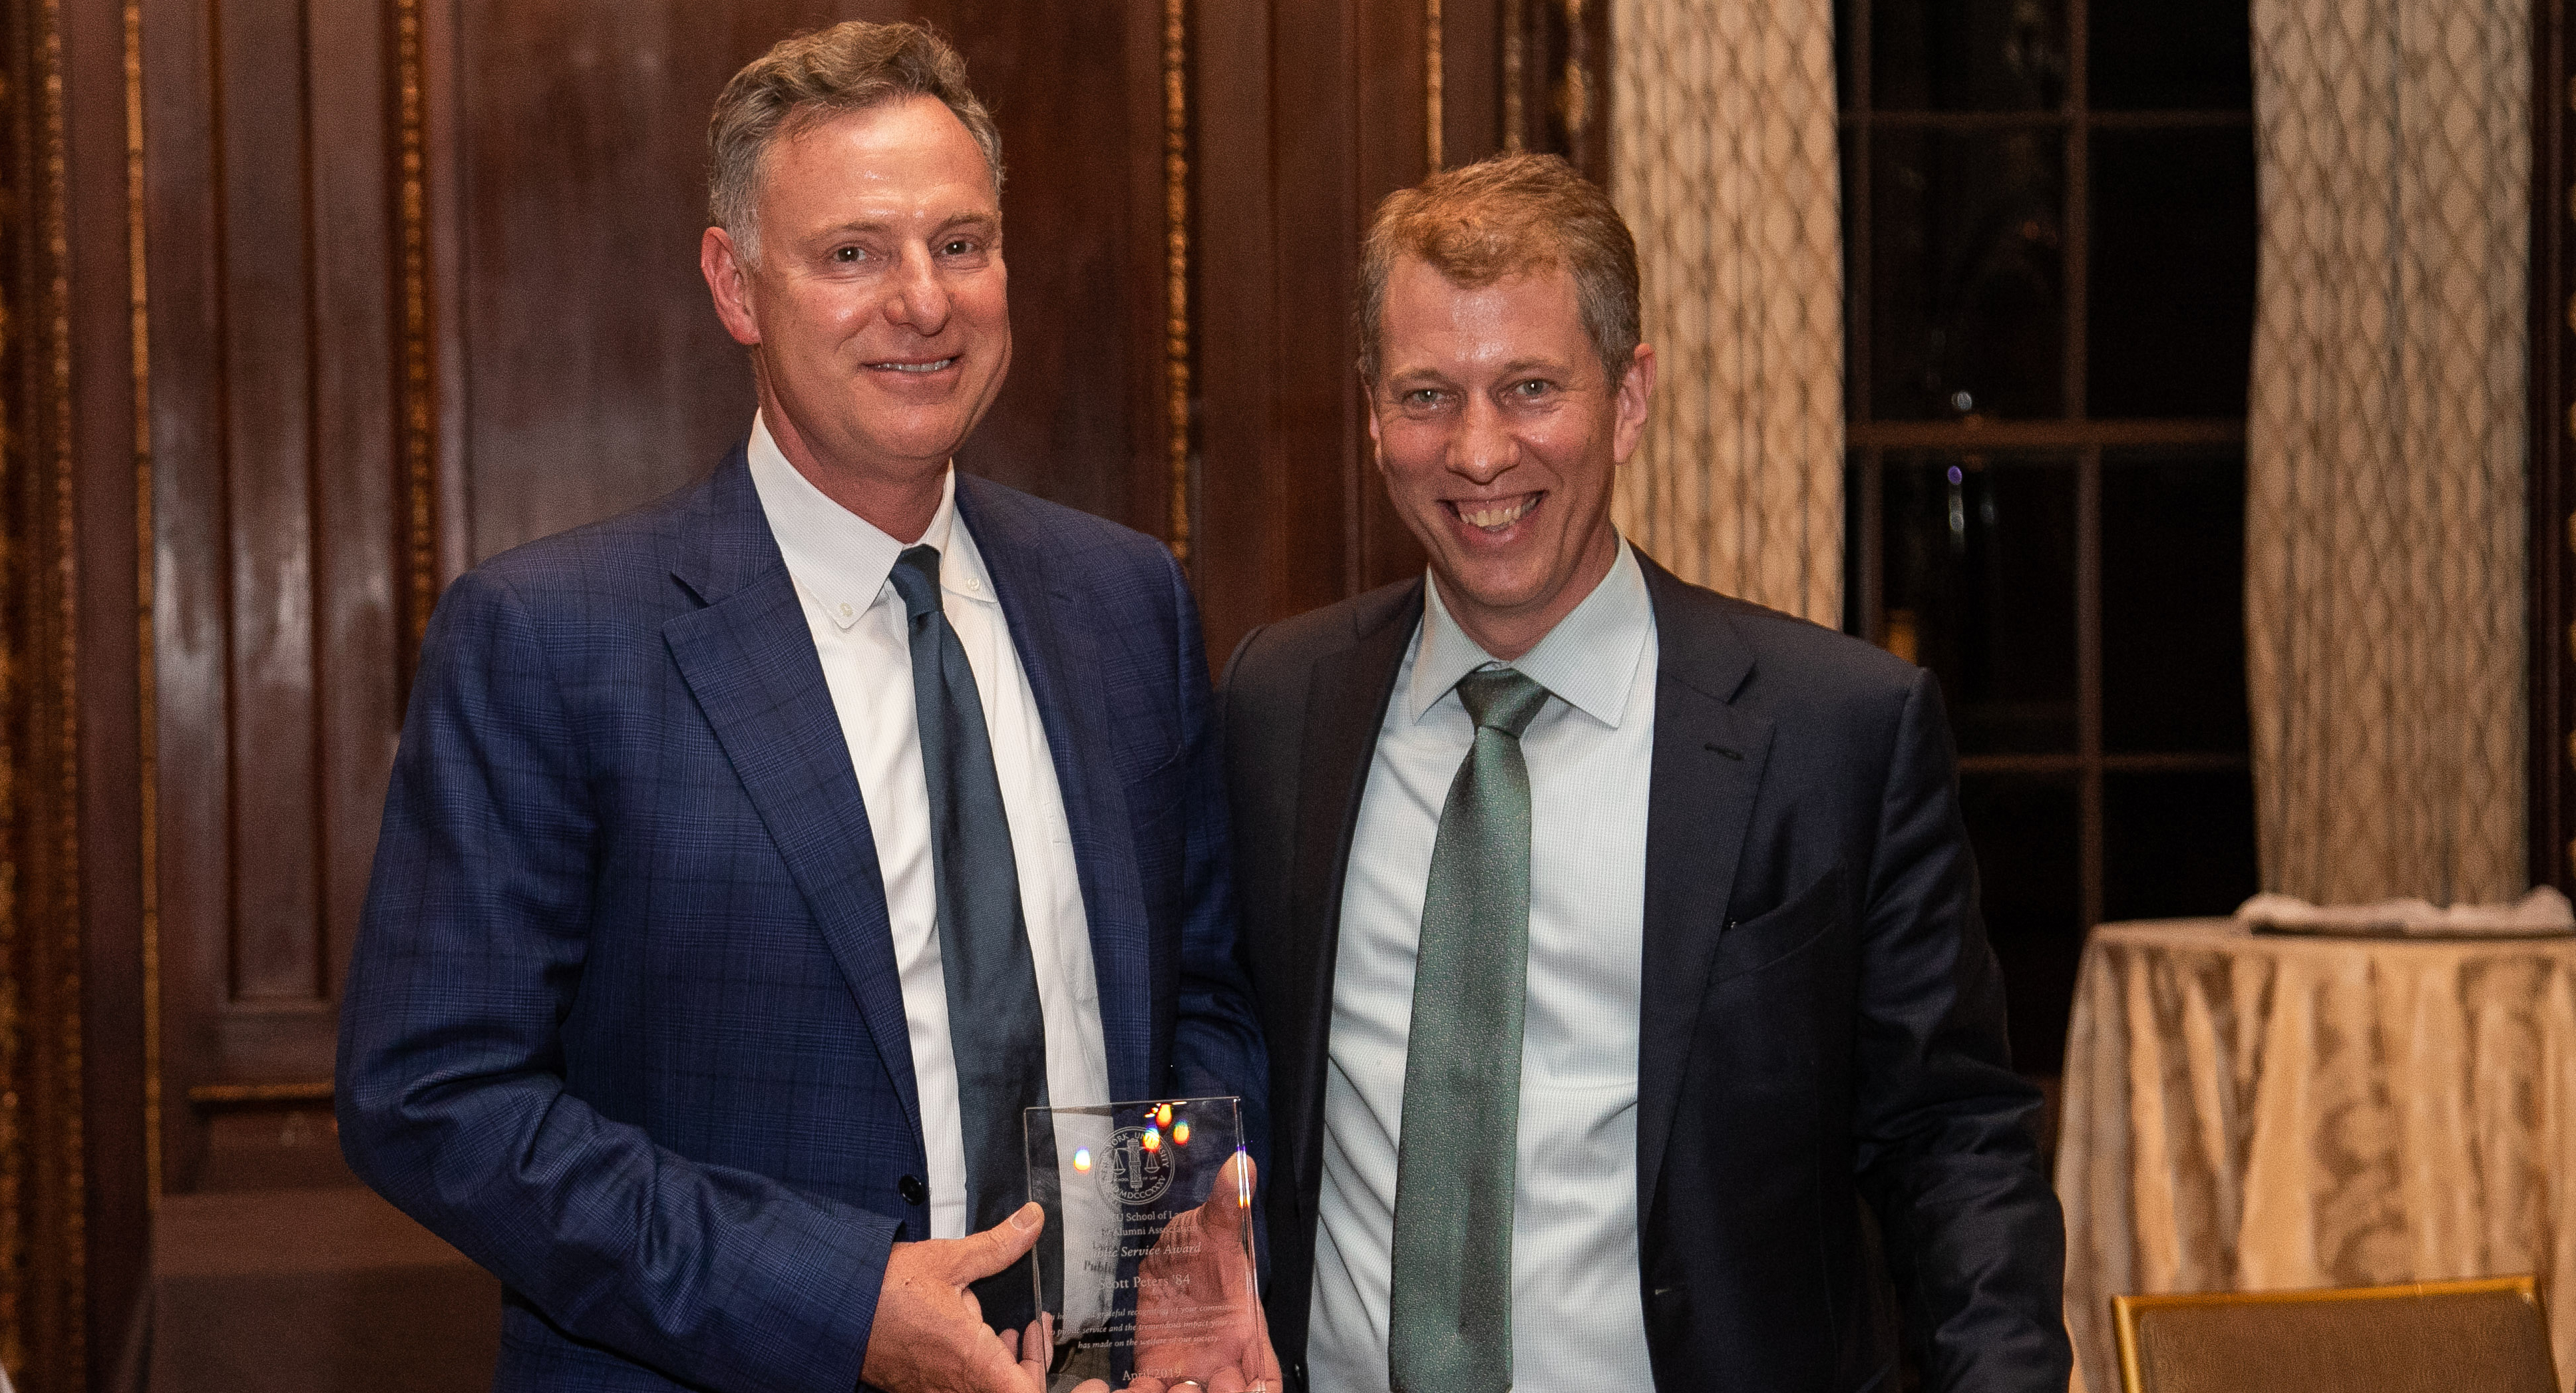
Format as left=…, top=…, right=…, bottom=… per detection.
left=1708, top=860, right=1849, bottom=986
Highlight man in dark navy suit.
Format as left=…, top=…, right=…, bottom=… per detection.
left=1221, top=155, right=2068, bottom=1392
left=337, top=23, right=1263, bottom=1393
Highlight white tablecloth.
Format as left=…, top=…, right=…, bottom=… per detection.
left=2056, top=918, right=2576, bottom=1393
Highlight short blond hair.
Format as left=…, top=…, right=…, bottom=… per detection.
left=708, top=21, right=1002, bottom=262
left=1356, top=153, right=1640, bottom=387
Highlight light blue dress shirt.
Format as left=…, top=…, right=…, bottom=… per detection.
left=1309, top=538, right=1660, bottom=1392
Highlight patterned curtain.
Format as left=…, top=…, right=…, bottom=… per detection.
left=1608, top=0, right=1843, bottom=625
left=2246, top=0, right=2528, bottom=905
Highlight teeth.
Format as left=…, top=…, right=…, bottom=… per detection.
left=877, top=357, right=956, bottom=373
left=1459, top=496, right=1535, bottom=530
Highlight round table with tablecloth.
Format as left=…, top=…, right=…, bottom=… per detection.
left=2054, top=917, right=2576, bottom=1393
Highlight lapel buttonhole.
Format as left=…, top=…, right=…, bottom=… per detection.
left=1705, top=741, right=1744, bottom=760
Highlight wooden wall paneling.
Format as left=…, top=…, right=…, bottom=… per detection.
left=311, top=0, right=401, bottom=1004
left=67, top=0, right=153, bottom=1365
left=2531, top=0, right=2573, bottom=895
left=1189, top=0, right=1285, bottom=651
left=138, top=0, right=231, bottom=1207
left=216, top=0, right=323, bottom=1008
left=1441, top=0, right=1503, bottom=170
left=144, top=0, right=398, bottom=1197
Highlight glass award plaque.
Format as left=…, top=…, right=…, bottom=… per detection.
left=1026, top=1096, right=1269, bottom=1388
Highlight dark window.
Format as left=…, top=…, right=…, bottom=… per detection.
left=1839, top=0, right=2258, bottom=1074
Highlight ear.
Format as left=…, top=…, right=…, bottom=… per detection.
left=1610, top=342, right=1657, bottom=465
left=701, top=226, right=763, bottom=347
left=1364, top=373, right=1387, bottom=470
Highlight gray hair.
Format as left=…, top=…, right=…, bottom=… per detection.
left=707, top=21, right=1004, bottom=264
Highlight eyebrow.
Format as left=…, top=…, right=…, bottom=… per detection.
left=1385, top=356, right=1579, bottom=385
left=819, top=210, right=1002, bottom=238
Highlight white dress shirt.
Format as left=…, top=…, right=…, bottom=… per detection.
left=1310, top=538, right=1660, bottom=1392
left=745, top=416, right=1112, bottom=1260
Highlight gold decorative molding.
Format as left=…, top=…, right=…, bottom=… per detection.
left=1163, top=0, right=1191, bottom=562
left=1425, top=0, right=1444, bottom=170
left=41, top=0, right=91, bottom=1374
left=1502, top=0, right=1525, bottom=153
left=398, top=0, right=438, bottom=658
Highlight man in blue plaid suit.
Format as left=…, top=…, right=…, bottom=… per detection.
left=336, top=22, right=1265, bottom=1393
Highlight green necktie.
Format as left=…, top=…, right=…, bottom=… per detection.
left=1387, top=666, right=1552, bottom=1393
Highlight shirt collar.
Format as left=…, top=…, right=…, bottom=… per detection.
left=745, top=411, right=998, bottom=630
left=1406, top=536, right=1654, bottom=727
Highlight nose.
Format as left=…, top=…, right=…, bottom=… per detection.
left=884, top=244, right=952, bottom=335
left=1449, top=394, right=1514, bottom=483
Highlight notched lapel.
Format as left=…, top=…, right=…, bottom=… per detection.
left=1282, top=586, right=1419, bottom=1192
left=662, top=485, right=926, bottom=1147
left=1634, top=566, right=1774, bottom=1221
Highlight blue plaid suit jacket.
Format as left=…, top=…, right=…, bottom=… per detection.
left=337, top=449, right=1267, bottom=1392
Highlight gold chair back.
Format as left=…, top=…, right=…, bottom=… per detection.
left=2112, top=1275, right=2556, bottom=1393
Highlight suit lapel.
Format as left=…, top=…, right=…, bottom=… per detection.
left=1284, top=582, right=1422, bottom=1197
left=955, top=478, right=1156, bottom=1102
left=662, top=451, right=925, bottom=1144
left=1633, top=557, right=1772, bottom=1219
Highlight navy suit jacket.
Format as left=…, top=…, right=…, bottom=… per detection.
left=1220, top=554, right=2069, bottom=1392
left=337, top=449, right=1267, bottom=1392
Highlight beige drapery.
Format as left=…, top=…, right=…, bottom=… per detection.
left=1608, top=0, right=1843, bottom=625
left=2246, top=0, right=2528, bottom=905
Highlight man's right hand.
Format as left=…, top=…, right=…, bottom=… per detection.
left=861, top=1202, right=1111, bottom=1393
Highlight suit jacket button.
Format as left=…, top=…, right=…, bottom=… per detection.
left=899, top=1175, right=928, bottom=1206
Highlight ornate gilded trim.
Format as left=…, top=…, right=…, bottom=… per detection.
left=1425, top=0, right=1444, bottom=169
left=1163, top=0, right=1191, bottom=561
left=398, top=0, right=437, bottom=658
left=42, top=0, right=91, bottom=1374
left=1503, top=0, right=1524, bottom=153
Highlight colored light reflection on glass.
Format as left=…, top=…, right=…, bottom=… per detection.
left=1143, top=1127, right=1162, bottom=1151
left=1173, top=1121, right=1192, bottom=1146
left=1073, top=1148, right=1093, bottom=1173
left=1156, top=1103, right=1175, bottom=1128
left=1236, top=1148, right=1253, bottom=1209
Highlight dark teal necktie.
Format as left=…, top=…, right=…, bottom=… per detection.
left=889, top=544, right=1052, bottom=1331
left=1387, top=666, right=1552, bottom=1393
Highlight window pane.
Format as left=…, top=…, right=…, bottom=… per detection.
left=1871, top=0, right=2068, bottom=110
left=1961, top=775, right=2083, bottom=1073
left=2102, top=448, right=2247, bottom=752
left=1882, top=451, right=2077, bottom=753
left=2089, top=0, right=2253, bottom=110
left=2088, top=127, right=2257, bottom=417
left=1871, top=129, right=2066, bottom=419
left=2104, top=771, right=2259, bottom=920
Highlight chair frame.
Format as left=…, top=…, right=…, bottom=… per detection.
left=2110, top=1275, right=2549, bottom=1393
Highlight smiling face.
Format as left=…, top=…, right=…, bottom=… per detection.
left=701, top=95, right=1010, bottom=536
left=1370, top=254, right=1655, bottom=660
